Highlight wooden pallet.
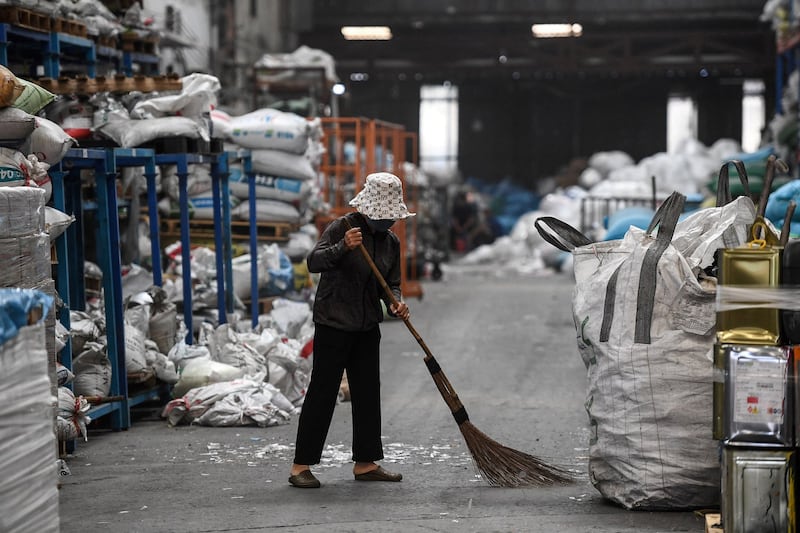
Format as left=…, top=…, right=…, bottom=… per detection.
left=159, top=217, right=298, bottom=244
left=120, top=32, right=159, bottom=54
left=35, top=74, right=182, bottom=95
left=141, top=136, right=224, bottom=155
left=243, top=296, right=279, bottom=315
left=0, top=5, right=50, bottom=33
left=91, top=34, right=118, bottom=49
left=51, top=17, right=87, bottom=38
left=705, top=514, right=723, bottom=533
left=0, top=6, right=87, bottom=37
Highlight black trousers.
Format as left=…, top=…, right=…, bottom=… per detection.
left=293, top=323, right=384, bottom=465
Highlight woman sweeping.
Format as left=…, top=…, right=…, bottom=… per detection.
left=289, top=172, right=414, bottom=488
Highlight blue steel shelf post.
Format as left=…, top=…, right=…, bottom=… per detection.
left=176, top=156, right=193, bottom=343
left=64, top=166, right=85, bottom=311
left=244, top=152, right=258, bottom=328
left=210, top=152, right=227, bottom=324
left=94, top=148, right=130, bottom=430
left=45, top=31, right=60, bottom=78
left=49, top=164, right=72, bottom=373
left=58, top=148, right=130, bottom=430
left=0, top=23, right=8, bottom=65
left=221, top=155, right=234, bottom=317
left=143, top=155, right=162, bottom=287
left=112, top=149, right=171, bottom=407
left=156, top=151, right=233, bottom=340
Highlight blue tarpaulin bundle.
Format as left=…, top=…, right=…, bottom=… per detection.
left=765, top=179, right=800, bottom=238
left=0, top=288, right=52, bottom=346
left=465, top=177, right=540, bottom=236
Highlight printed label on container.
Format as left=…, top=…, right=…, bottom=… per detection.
left=733, top=358, right=786, bottom=425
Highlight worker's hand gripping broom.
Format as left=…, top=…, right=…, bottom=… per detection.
left=346, top=220, right=573, bottom=487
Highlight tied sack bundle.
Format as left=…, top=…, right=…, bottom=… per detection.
left=535, top=186, right=755, bottom=510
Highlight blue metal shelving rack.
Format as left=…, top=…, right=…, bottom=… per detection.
left=50, top=147, right=178, bottom=429
left=0, top=21, right=157, bottom=78
left=121, top=50, right=158, bottom=77
left=51, top=147, right=130, bottom=429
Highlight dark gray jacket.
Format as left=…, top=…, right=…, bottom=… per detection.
left=307, top=212, right=402, bottom=332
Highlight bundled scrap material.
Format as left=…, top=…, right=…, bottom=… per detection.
left=535, top=161, right=759, bottom=509
left=254, top=45, right=339, bottom=85
left=0, top=186, right=69, bottom=398
left=0, top=288, right=59, bottom=533
left=162, top=372, right=294, bottom=428
left=56, top=386, right=91, bottom=441
left=67, top=282, right=182, bottom=399
left=161, top=296, right=315, bottom=426
left=454, top=138, right=748, bottom=277
left=766, top=179, right=800, bottom=237
left=96, top=73, right=217, bottom=147
left=0, top=65, right=75, bottom=207
left=0, top=64, right=56, bottom=115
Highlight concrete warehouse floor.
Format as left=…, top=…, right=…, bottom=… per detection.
left=58, top=269, right=709, bottom=533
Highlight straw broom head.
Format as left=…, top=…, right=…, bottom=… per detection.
left=428, top=356, right=574, bottom=487
left=458, top=419, right=574, bottom=487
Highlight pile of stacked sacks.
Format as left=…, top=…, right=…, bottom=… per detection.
left=212, top=106, right=325, bottom=229
left=450, top=136, right=747, bottom=276
left=0, top=65, right=75, bottom=196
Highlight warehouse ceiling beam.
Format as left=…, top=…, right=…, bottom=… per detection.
left=300, top=0, right=770, bottom=82
left=308, top=29, right=772, bottom=81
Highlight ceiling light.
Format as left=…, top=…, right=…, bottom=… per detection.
left=341, top=26, right=392, bottom=40
left=332, top=83, right=346, bottom=95
left=531, top=23, right=582, bottom=38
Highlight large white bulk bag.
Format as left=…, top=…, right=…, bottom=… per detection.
left=250, top=148, right=317, bottom=181
left=187, top=192, right=240, bottom=220
left=97, top=116, right=208, bottom=147
left=233, top=198, right=301, bottom=224
left=230, top=108, right=311, bottom=154
left=228, top=166, right=311, bottom=204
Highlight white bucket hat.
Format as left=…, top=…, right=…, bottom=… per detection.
left=349, top=172, right=416, bottom=220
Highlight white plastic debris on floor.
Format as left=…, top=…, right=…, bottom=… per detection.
left=450, top=138, right=742, bottom=276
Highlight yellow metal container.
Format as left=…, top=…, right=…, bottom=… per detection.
left=717, top=247, right=781, bottom=345
left=722, top=447, right=796, bottom=533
